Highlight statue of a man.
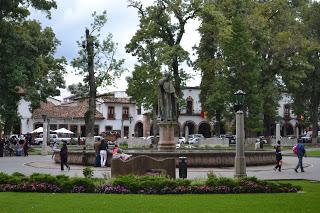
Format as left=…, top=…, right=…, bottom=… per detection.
left=158, top=73, right=177, bottom=121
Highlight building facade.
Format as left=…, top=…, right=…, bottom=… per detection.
left=18, top=88, right=306, bottom=138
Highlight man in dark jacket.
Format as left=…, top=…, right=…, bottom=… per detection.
left=60, top=142, right=70, bottom=171
left=294, top=143, right=306, bottom=173
left=0, top=138, right=4, bottom=157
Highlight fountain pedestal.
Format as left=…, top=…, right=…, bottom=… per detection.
left=158, top=121, right=176, bottom=151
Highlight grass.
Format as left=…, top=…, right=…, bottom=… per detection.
left=0, top=180, right=319, bottom=212
left=305, top=150, right=320, bottom=157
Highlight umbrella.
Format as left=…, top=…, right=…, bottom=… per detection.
left=53, top=128, right=74, bottom=134
left=30, top=127, right=43, bottom=133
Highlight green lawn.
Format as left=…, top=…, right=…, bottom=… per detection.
left=306, top=150, right=320, bottom=157
left=0, top=180, right=319, bottom=212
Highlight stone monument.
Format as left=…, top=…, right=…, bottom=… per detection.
left=157, top=73, right=177, bottom=151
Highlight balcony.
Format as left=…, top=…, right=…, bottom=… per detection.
left=107, top=114, right=115, bottom=120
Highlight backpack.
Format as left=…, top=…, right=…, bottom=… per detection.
left=293, top=145, right=298, bottom=155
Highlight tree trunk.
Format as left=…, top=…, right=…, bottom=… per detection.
left=85, top=28, right=96, bottom=141
left=152, top=103, right=159, bottom=136
left=310, top=93, right=319, bottom=144
left=263, top=113, right=272, bottom=137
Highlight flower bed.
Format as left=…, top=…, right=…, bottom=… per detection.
left=0, top=172, right=301, bottom=194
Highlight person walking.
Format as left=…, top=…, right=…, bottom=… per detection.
left=273, top=140, right=282, bottom=172
left=60, top=142, right=70, bottom=171
left=99, top=139, right=108, bottom=167
left=23, top=139, right=29, bottom=156
left=294, top=142, right=306, bottom=173
left=94, top=137, right=101, bottom=167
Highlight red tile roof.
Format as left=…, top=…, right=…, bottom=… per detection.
left=32, top=100, right=104, bottom=119
left=101, top=97, right=135, bottom=104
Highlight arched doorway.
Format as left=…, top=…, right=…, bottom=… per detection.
left=183, top=121, right=196, bottom=136
left=281, top=123, right=294, bottom=136
left=198, top=122, right=211, bottom=138
left=134, top=122, right=143, bottom=137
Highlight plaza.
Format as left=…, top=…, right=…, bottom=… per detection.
left=1, top=152, right=319, bottom=181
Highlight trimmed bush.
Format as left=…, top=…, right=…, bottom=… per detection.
left=29, top=173, right=59, bottom=185
left=83, top=167, right=94, bottom=179
left=0, top=172, right=301, bottom=194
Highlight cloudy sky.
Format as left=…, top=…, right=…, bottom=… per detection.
left=30, top=0, right=201, bottom=98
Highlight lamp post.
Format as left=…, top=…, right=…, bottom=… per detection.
left=128, top=115, right=133, bottom=138
left=121, top=119, right=124, bottom=138
left=234, top=90, right=247, bottom=177
left=41, top=114, right=48, bottom=155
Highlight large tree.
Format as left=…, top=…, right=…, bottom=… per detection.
left=197, top=0, right=310, bottom=136
left=126, top=0, right=202, bottom=100
left=0, top=0, right=66, bottom=135
left=72, top=11, right=124, bottom=141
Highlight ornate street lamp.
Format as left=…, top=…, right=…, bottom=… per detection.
left=41, top=114, right=48, bottom=155
left=234, top=90, right=247, bottom=177
left=234, top=90, right=246, bottom=111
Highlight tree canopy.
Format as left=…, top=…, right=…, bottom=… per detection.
left=0, top=0, right=66, bottom=135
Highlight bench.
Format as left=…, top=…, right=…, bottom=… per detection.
left=111, top=155, right=176, bottom=179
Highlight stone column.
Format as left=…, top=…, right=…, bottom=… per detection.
left=41, top=120, right=48, bottom=155
left=158, top=121, right=176, bottom=151
left=276, top=123, right=281, bottom=143
left=143, top=114, right=151, bottom=137
left=296, top=126, right=299, bottom=139
left=185, top=125, right=189, bottom=143
left=77, top=125, right=81, bottom=137
left=234, top=111, right=246, bottom=177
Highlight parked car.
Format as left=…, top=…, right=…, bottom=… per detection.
left=189, top=134, right=204, bottom=139
left=256, top=136, right=267, bottom=144
left=178, top=137, right=185, bottom=144
left=34, top=134, right=59, bottom=145
left=188, top=137, right=200, bottom=144
left=298, top=134, right=312, bottom=143
left=287, top=135, right=296, bottom=139
left=226, top=134, right=236, bottom=144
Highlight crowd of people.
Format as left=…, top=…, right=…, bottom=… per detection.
left=93, top=137, right=132, bottom=167
left=0, top=136, right=30, bottom=157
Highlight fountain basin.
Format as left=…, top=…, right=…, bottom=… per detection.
left=54, top=149, right=275, bottom=167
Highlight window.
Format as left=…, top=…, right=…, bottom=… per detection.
left=137, top=107, right=141, bottom=115
left=186, top=96, right=193, bottom=115
left=108, top=106, right=115, bottom=119
left=105, top=126, right=112, bottom=132
left=284, top=104, right=290, bottom=118
left=122, top=107, right=129, bottom=119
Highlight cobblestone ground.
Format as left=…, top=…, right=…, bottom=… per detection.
left=0, top=154, right=319, bottom=180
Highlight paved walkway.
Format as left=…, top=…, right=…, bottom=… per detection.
left=0, top=155, right=319, bottom=181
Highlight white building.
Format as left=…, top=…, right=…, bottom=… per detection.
left=18, top=88, right=304, bottom=138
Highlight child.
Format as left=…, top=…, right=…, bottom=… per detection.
left=273, top=140, right=282, bottom=172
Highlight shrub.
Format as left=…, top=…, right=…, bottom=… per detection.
left=29, top=173, right=59, bottom=185
left=112, top=175, right=191, bottom=193
left=67, top=177, right=95, bottom=193
left=83, top=167, right=94, bottom=178
left=207, top=171, right=217, bottom=179
left=0, top=172, right=10, bottom=184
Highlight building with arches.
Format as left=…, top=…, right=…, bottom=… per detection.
left=17, top=88, right=316, bottom=139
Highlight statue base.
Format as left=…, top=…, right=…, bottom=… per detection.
left=158, top=121, right=176, bottom=151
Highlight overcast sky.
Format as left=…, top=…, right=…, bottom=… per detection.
left=29, top=0, right=201, bottom=99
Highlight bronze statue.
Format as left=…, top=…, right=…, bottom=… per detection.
left=158, top=73, right=177, bottom=121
